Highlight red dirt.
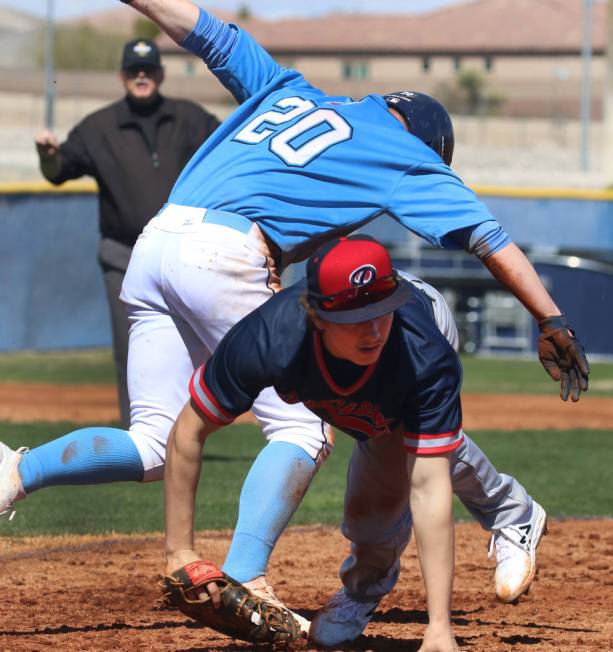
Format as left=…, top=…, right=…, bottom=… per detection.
left=1, top=522, right=612, bottom=651
left=1, top=384, right=611, bottom=650
left=0, top=382, right=611, bottom=429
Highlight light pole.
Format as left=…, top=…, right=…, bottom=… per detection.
left=605, top=0, right=613, bottom=184
left=44, top=0, right=56, bottom=130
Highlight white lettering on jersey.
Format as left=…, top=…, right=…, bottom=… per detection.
left=233, top=96, right=352, bottom=166
left=271, top=109, right=352, bottom=166
left=233, top=97, right=315, bottom=144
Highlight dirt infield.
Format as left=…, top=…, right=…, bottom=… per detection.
left=1, top=384, right=611, bottom=650
left=1, top=521, right=612, bottom=651
left=1, top=382, right=612, bottom=429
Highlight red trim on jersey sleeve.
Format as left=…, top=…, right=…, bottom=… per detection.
left=189, top=365, right=237, bottom=426
left=403, top=425, right=464, bottom=455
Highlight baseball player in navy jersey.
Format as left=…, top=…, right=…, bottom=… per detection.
left=166, top=234, right=480, bottom=650
left=0, top=0, right=587, bottom=621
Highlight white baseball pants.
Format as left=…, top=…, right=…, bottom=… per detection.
left=120, top=204, right=332, bottom=481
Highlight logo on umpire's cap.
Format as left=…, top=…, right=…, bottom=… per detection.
left=133, top=41, right=152, bottom=57
left=349, top=265, right=376, bottom=287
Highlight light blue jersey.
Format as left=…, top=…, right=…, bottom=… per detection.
left=169, top=11, right=495, bottom=264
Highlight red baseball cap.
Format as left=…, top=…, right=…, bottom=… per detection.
left=306, top=235, right=412, bottom=324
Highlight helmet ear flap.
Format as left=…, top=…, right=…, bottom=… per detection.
left=383, top=91, right=454, bottom=166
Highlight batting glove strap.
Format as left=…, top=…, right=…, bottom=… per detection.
left=538, top=314, right=570, bottom=334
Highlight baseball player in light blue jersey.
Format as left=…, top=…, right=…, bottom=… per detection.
left=0, top=0, right=588, bottom=631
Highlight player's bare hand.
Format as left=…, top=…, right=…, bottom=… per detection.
left=35, top=130, right=60, bottom=159
left=418, top=623, right=459, bottom=652
left=538, top=315, right=590, bottom=402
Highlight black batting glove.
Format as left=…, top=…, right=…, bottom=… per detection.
left=538, top=315, right=590, bottom=402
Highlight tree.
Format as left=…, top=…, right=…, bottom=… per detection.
left=133, top=17, right=161, bottom=40
left=237, top=4, right=252, bottom=20
left=35, top=25, right=126, bottom=71
left=436, top=69, right=504, bottom=116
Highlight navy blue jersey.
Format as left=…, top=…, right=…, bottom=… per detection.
left=168, top=11, right=495, bottom=265
left=190, top=282, right=464, bottom=455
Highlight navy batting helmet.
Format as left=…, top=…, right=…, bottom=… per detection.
left=383, top=91, right=454, bottom=165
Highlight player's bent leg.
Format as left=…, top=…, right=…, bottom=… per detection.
left=124, top=296, right=209, bottom=481
left=0, top=429, right=144, bottom=520
left=224, top=389, right=332, bottom=584
left=311, top=431, right=411, bottom=647
left=405, top=276, right=548, bottom=603
left=451, top=432, right=531, bottom=529
left=451, top=431, right=547, bottom=602
left=222, top=440, right=318, bottom=582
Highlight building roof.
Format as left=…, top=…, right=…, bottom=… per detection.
left=61, top=7, right=140, bottom=36
left=158, top=0, right=607, bottom=56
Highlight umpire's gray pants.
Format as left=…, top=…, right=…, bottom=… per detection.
left=340, top=428, right=531, bottom=601
left=99, top=238, right=133, bottom=430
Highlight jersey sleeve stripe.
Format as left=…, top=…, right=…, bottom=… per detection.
left=403, top=427, right=464, bottom=455
left=189, top=366, right=236, bottom=425
left=404, top=426, right=462, bottom=440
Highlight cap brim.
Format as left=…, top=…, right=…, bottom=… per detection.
left=314, top=277, right=413, bottom=324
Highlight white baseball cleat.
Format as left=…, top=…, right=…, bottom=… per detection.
left=0, top=442, right=28, bottom=520
left=243, top=575, right=311, bottom=637
left=309, top=588, right=380, bottom=647
left=489, top=501, right=548, bottom=603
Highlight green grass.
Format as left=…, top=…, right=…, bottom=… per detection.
left=1, top=422, right=610, bottom=537
left=0, top=349, right=116, bottom=384
left=460, top=355, right=613, bottom=396
left=1, top=349, right=610, bottom=395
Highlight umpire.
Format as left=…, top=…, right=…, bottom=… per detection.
left=35, top=39, right=220, bottom=428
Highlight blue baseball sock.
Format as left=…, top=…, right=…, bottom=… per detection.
left=223, top=441, right=317, bottom=582
left=18, top=427, right=144, bottom=493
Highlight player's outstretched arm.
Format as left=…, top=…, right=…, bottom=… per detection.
left=164, top=399, right=220, bottom=582
left=122, top=0, right=200, bottom=45
left=482, top=242, right=589, bottom=401
left=408, top=453, right=458, bottom=652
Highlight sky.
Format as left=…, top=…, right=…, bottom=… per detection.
left=0, top=0, right=465, bottom=20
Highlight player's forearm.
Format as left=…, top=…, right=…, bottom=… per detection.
left=126, top=0, right=200, bottom=44
left=482, top=242, right=560, bottom=321
left=408, top=454, right=455, bottom=629
left=164, top=401, right=210, bottom=567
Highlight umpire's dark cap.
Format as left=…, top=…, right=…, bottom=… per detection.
left=121, top=39, right=162, bottom=71
left=306, top=235, right=412, bottom=324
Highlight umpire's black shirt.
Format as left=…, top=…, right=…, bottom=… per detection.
left=43, top=94, right=220, bottom=248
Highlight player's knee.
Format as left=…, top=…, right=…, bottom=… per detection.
left=264, top=427, right=333, bottom=468
left=127, top=427, right=167, bottom=482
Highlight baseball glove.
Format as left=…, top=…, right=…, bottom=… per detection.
left=161, top=560, right=303, bottom=648
left=538, top=314, right=589, bottom=402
